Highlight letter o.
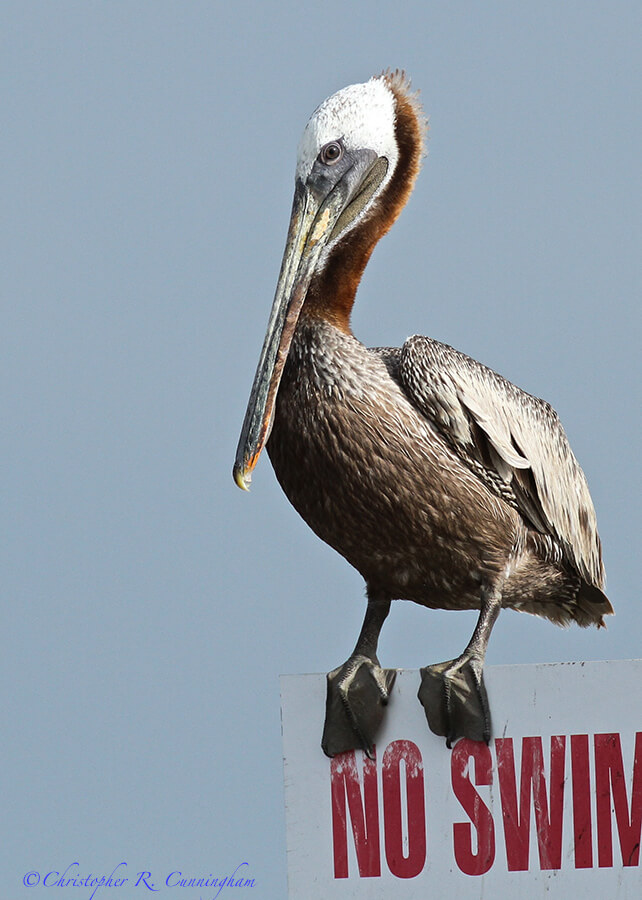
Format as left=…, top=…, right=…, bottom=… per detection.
left=382, top=740, right=427, bottom=878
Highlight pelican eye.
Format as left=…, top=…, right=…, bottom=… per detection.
left=319, top=140, right=344, bottom=166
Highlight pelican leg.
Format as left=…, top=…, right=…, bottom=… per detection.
left=322, top=592, right=396, bottom=759
left=418, top=584, right=502, bottom=747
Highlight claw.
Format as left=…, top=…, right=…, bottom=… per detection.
left=321, top=655, right=396, bottom=758
left=418, top=653, right=491, bottom=747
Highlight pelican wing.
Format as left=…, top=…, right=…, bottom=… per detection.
left=378, top=335, right=604, bottom=588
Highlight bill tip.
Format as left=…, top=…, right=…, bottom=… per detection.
left=233, top=465, right=252, bottom=492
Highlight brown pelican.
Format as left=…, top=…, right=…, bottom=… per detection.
left=233, top=71, right=612, bottom=755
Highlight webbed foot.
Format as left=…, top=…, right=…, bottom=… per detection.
left=418, top=652, right=491, bottom=748
left=321, top=655, right=397, bottom=758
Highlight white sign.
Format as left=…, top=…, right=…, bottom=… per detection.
left=281, top=660, right=642, bottom=898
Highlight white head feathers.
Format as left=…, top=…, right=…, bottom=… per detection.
left=295, top=77, right=399, bottom=182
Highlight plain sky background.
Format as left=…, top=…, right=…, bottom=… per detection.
left=3, top=2, right=640, bottom=897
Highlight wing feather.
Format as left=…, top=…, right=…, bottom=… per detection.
left=376, top=336, right=605, bottom=588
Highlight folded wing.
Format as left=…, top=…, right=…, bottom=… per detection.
left=372, top=336, right=605, bottom=589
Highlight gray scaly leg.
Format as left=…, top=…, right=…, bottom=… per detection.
left=322, top=591, right=396, bottom=758
left=418, top=583, right=502, bottom=747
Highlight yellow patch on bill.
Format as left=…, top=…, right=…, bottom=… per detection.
left=310, top=208, right=331, bottom=244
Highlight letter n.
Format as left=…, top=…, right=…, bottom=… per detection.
left=451, top=738, right=495, bottom=876
left=331, top=749, right=380, bottom=878
left=496, top=736, right=566, bottom=871
left=595, top=732, right=642, bottom=867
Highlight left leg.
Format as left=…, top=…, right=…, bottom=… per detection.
left=418, top=582, right=502, bottom=747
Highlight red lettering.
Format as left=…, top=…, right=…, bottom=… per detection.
left=381, top=740, right=426, bottom=878
left=595, top=732, right=642, bottom=867
left=331, top=749, right=380, bottom=878
left=328, top=729, right=642, bottom=880
left=571, top=734, right=593, bottom=868
left=451, top=739, right=495, bottom=876
left=496, top=736, right=565, bottom=871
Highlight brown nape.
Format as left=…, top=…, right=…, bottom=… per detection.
left=302, top=71, right=428, bottom=333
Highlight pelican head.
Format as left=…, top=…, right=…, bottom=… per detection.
left=233, top=72, right=425, bottom=490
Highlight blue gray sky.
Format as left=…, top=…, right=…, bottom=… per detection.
left=3, top=2, right=640, bottom=897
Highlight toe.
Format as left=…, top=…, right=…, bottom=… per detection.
left=322, top=658, right=396, bottom=758
left=419, top=659, right=491, bottom=746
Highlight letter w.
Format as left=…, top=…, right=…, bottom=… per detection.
left=496, top=736, right=566, bottom=871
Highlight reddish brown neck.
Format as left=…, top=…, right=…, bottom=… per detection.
left=301, top=74, right=426, bottom=334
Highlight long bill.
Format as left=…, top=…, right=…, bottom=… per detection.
left=233, top=178, right=349, bottom=491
